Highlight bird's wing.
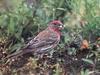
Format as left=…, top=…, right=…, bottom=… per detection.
left=25, top=29, right=60, bottom=53
left=4, top=29, right=60, bottom=59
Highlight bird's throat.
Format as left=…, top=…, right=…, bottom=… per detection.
left=48, top=27, right=61, bottom=38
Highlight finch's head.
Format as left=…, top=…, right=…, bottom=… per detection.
left=48, top=20, right=64, bottom=30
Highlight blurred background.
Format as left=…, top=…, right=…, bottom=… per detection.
left=0, top=0, right=100, bottom=75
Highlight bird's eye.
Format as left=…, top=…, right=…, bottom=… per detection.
left=58, top=24, right=63, bottom=27
left=59, top=25, right=63, bottom=28
left=53, top=23, right=63, bottom=28
left=57, top=24, right=61, bottom=26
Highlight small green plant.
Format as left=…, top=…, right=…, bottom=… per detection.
left=81, top=69, right=90, bottom=75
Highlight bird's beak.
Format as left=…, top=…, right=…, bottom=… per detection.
left=59, top=25, right=63, bottom=28
left=60, top=24, right=64, bottom=29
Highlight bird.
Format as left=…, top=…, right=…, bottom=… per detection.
left=5, top=20, right=64, bottom=60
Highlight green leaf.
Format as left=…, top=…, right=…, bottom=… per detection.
left=10, top=43, right=22, bottom=52
left=81, top=69, right=90, bottom=75
left=82, top=58, right=94, bottom=65
left=8, top=17, right=15, bottom=35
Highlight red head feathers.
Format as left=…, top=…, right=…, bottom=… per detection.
left=50, top=20, right=63, bottom=25
left=48, top=20, right=64, bottom=31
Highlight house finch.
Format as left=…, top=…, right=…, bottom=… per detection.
left=5, top=20, right=64, bottom=59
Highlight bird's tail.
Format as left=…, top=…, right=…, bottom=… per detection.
left=4, top=49, right=34, bottom=61
left=5, top=50, right=24, bottom=59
